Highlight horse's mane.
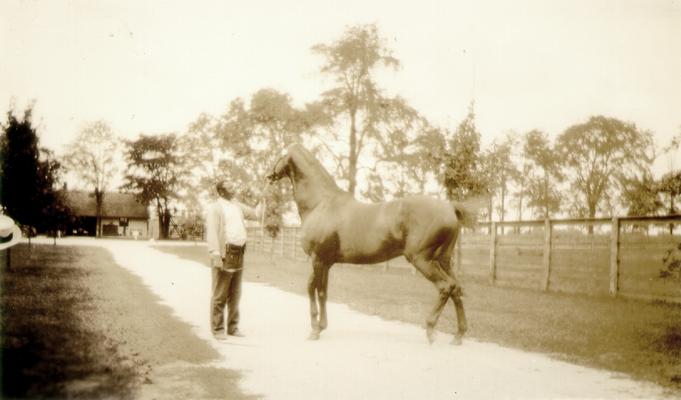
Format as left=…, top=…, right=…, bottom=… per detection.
left=287, top=144, right=341, bottom=192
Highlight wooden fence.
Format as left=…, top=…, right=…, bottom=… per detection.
left=246, top=215, right=681, bottom=303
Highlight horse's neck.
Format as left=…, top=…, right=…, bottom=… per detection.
left=290, top=174, right=338, bottom=220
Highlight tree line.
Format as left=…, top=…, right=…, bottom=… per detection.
left=2, top=24, right=680, bottom=239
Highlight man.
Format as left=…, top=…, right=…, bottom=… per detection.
left=206, top=181, right=262, bottom=342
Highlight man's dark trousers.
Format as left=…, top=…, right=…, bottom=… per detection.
left=211, top=245, right=244, bottom=335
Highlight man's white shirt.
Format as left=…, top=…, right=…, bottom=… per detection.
left=206, top=197, right=262, bottom=258
left=219, top=198, right=248, bottom=247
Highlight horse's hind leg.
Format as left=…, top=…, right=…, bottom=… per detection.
left=408, top=254, right=455, bottom=344
left=438, top=257, right=467, bottom=345
left=439, top=233, right=467, bottom=345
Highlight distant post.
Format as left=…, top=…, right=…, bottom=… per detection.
left=280, top=228, right=285, bottom=255
left=542, top=219, right=553, bottom=291
left=609, top=217, right=620, bottom=296
left=488, top=222, right=497, bottom=284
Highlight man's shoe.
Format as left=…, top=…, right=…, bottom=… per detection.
left=213, top=332, right=229, bottom=342
left=228, top=329, right=245, bottom=338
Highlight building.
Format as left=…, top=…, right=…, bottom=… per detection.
left=64, top=191, right=149, bottom=238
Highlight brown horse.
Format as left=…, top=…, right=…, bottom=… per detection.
left=267, top=143, right=480, bottom=344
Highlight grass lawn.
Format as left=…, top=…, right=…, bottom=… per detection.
left=159, top=244, right=681, bottom=394
left=1, top=243, right=258, bottom=399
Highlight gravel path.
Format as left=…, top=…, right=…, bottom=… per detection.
left=92, top=239, right=670, bottom=399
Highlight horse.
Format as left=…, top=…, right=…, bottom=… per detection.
left=267, top=143, right=481, bottom=344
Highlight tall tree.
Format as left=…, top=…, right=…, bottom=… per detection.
left=481, top=134, right=517, bottom=223
left=1, top=106, right=71, bottom=239
left=122, top=133, right=187, bottom=239
left=246, top=89, right=309, bottom=181
left=556, top=116, right=654, bottom=220
left=523, top=130, right=563, bottom=219
left=63, top=121, right=119, bottom=237
left=442, top=103, right=487, bottom=202
left=1, top=107, right=42, bottom=229
left=311, top=23, right=399, bottom=195
left=511, top=141, right=533, bottom=222
left=369, top=97, right=440, bottom=199
left=240, top=89, right=309, bottom=233
left=40, top=149, right=73, bottom=243
left=183, top=102, right=254, bottom=201
left=184, top=89, right=309, bottom=237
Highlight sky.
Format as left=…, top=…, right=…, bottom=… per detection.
left=2, top=0, right=681, bottom=177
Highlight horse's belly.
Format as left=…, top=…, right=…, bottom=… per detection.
left=337, top=238, right=403, bottom=264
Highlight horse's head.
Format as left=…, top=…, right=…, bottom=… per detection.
left=267, top=153, right=291, bottom=183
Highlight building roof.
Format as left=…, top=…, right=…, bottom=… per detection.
left=64, top=191, right=148, bottom=219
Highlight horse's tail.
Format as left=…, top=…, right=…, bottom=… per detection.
left=451, top=197, right=487, bottom=229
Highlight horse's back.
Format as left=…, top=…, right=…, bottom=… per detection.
left=301, top=194, right=459, bottom=264
left=400, top=195, right=459, bottom=226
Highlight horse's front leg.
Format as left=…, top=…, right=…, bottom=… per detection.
left=307, top=268, right=320, bottom=340
left=317, top=265, right=330, bottom=332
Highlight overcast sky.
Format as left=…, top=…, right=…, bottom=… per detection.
left=2, top=0, right=680, bottom=175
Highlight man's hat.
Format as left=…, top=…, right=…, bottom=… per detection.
left=0, top=215, right=22, bottom=250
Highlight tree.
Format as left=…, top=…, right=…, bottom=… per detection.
left=245, top=89, right=309, bottom=182
left=1, top=107, right=42, bottom=229
left=1, top=106, right=71, bottom=240
left=480, top=134, right=518, bottom=223
left=183, top=103, right=254, bottom=203
left=658, top=170, right=681, bottom=215
left=238, top=89, right=309, bottom=236
left=40, top=149, right=73, bottom=243
left=122, top=133, right=188, bottom=239
left=511, top=143, right=533, bottom=222
left=63, top=121, right=119, bottom=237
left=556, top=116, right=654, bottom=220
left=183, top=89, right=309, bottom=240
left=522, top=130, right=563, bottom=219
left=442, top=103, right=487, bottom=202
left=368, top=98, right=440, bottom=200
left=621, top=173, right=663, bottom=217
left=311, top=23, right=399, bottom=195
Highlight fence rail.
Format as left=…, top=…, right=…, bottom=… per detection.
left=247, top=215, right=681, bottom=304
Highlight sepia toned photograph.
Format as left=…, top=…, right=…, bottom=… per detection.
left=1, top=1, right=680, bottom=399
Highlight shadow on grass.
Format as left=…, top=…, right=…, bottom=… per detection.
left=2, top=245, right=137, bottom=399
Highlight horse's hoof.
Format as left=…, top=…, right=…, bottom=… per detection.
left=426, top=328, right=436, bottom=345
left=308, top=331, right=320, bottom=341
left=451, top=335, right=463, bottom=346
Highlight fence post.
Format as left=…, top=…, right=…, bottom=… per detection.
left=542, top=219, right=552, bottom=291
left=609, top=217, right=620, bottom=296
left=280, top=228, right=285, bottom=256
left=488, top=222, right=497, bottom=285
left=260, top=226, right=265, bottom=252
